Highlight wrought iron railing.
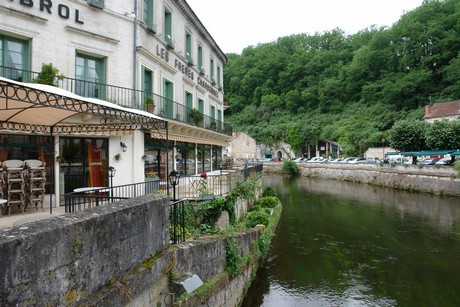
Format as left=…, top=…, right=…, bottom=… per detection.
left=0, top=66, right=231, bottom=135
left=64, top=165, right=263, bottom=243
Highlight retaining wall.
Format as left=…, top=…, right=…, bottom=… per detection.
left=0, top=193, right=265, bottom=306
left=264, top=162, right=460, bottom=196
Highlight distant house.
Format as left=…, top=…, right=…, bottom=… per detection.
left=302, top=140, right=343, bottom=158
left=424, top=100, right=460, bottom=123
left=228, top=132, right=257, bottom=160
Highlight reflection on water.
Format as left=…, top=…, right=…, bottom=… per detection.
left=242, top=175, right=460, bottom=307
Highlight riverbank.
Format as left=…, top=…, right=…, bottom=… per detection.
left=263, top=162, right=460, bottom=197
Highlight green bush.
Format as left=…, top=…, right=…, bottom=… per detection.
left=225, top=238, right=243, bottom=277
left=262, top=186, right=278, bottom=197
left=245, top=210, right=270, bottom=228
left=454, top=160, right=460, bottom=178
left=281, top=160, right=300, bottom=175
left=255, top=196, right=279, bottom=208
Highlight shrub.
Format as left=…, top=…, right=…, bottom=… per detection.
left=225, top=238, right=242, bottom=277
left=255, top=196, right=279, bottom=208
left=245, top=210, right=270, bottom=228
left=281, top=160, right=299, bottom=175
left=262, top=185, right=278, bottom=198
left=454, top=160, right=460, bottom=178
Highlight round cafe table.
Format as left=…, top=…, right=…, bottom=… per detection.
left=73, top=187, right=109, bottom=209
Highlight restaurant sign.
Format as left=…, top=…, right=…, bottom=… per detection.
left=10, top=0, right=84, bottom=24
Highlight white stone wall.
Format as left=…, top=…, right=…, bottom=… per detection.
left=1, top=0, right=226, bottom=195
left=230, top=132, right=257, bottom=159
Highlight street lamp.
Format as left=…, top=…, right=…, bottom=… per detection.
left=219, top=163, right=223, bottom=195
left=169, top=170, right=180, bottom=201
left=381, top=137, right=386, bottom=160
left=108, top=166, right=116, bottom=202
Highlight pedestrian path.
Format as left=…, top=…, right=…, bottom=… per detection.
left=0, top=207, right=66, bottom=229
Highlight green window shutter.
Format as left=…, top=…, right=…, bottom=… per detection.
left=185, top=92, right=193, bottom=124
left=143, top=0, right=154, bottom=27
left=210, top=58, right=214, bottom=82
left=164, top=10, right=172, bottom=45
left=210, top=106, right=215, bottom=120
left=142, top=66, right=153, bottom=106
left=217, top=66, right=221, bottom=87
left=163, top=79, right=174, bottom=118
left=0, top=35, right=31, bottom=82
left=186, top=33, right=192, bottom=63
left=198, top=99, right=204, bottom=114
left=198, top=46, right=203, bottom=72
left=75, top=53, right=106, bottom=99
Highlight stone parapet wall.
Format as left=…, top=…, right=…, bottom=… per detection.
left=0, top=194, right=169, bottom=306
left=0, top=177, right=270, bottom=306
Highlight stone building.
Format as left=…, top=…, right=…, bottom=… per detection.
left=424, top=100, right=460, bottom=122
left=228, top=132, right=257, bottom=160
left=0, top=0, right=230, bottom=208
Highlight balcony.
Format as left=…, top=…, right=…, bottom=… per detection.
left=0, top=66, right=231, bottom=135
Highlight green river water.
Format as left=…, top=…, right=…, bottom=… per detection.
left=242, top=175, right=460, bottom=307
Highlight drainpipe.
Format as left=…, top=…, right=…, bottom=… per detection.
left=132, top=0, right=138, bottom=108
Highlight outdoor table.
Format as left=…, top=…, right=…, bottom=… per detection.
left=73, top=187, right=109, bottom=209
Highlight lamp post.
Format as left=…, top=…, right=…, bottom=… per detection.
left=169, top=169, right=180, bottom=201
left=108, top=166, right=116, bottom=202
left=169, top=170, right=180, bottom=244
left=219, top=163, right=223, bottom=195
left=381, top=137, right=385, bottom=160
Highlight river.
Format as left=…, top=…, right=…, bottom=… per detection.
left=242, top=174, right=460, bottom=306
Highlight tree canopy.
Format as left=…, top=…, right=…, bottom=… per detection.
left=223, top=0, right=460, bottom=156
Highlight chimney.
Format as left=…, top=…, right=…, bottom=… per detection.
left=425, top=105, right=431, bottom=116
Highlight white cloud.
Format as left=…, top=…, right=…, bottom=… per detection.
left=187, top=0, right=424, bottom=53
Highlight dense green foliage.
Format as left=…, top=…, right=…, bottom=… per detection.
left=389, top=119, right=460, bottom=151
left=224, top=0, right=460, bottom=156
left=261, top=185, right=278, bottom=198
left=281, top=159, right=300, bottom=175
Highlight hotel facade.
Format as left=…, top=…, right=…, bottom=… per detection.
left=0, top=0, right=229, bottom=208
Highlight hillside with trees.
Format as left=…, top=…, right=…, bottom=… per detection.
left=223, top=0, right=460, bottom=156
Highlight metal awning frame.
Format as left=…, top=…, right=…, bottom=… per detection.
left=0, top=76, right=169, bottom=213
left=0, top=77, right=167, bottom=133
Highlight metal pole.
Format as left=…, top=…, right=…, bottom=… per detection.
left=110, top=175, right=113, bottom=203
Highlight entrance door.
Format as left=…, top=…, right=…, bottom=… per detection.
left=60, top=137, right=108, bottom=195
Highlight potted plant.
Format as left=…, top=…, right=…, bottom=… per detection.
left=33, top=63, right=64, bottom=86
left=210, top=121, right=217, bottom=131
left=114, top=153, right=122, bottom=162
left=144, top=96, right=155, bottom=113
left=189, top=108, right=203, bottom=127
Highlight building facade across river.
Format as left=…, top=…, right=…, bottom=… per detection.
left=0, top=0, right=229, bottom=208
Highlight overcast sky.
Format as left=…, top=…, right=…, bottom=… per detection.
left=186, top=0, right=424, bottom=54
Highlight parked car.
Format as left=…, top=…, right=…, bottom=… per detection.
left=423, top=158, right=440, bottom=165
left=365, top=158, right=381, bottom=164
left=341, top=157, right=357, bottom=163
left=307, top=157, right=325, bottom=163
left=347, top=157, right=366, bottom=164
left=271, top=157, right=283, bottom=162
left=329, top=158, right=343, bottom=163
left=435, top=157, right=453, bottom=166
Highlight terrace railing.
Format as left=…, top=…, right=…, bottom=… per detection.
left=0, top=66, right=231, bottom=135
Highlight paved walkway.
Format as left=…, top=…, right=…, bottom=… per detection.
left=0, top=207, right=66, bottom=229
